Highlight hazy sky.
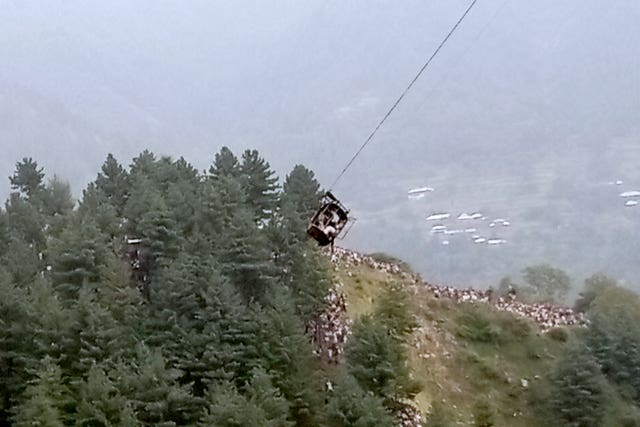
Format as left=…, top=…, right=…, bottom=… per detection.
left=2, top=1, right=639, bottom=288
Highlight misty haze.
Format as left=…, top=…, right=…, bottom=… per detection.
left=2, top=1, right=640, bottom=289
left=2, top=1, right=640, bottom=425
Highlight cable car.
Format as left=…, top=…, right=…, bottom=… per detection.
left=307, top=192, right=350, bottom=247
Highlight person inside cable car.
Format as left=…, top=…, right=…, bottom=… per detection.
left=307, top=192, right=349, bottom=247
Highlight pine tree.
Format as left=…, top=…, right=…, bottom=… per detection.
left=95, top=153, right=129, bottom=214
left=41, top=175, right=75, bottom=218
left=11, top=357, right=72, bottom=427
left=586, top=286, right=640, bottom=402
left=74, top=364, right=137, bottom=426
left=165, top=171, right=201, bottom=236
left=137, top=195, right=181, bottom=267
left=141, top=253, right=213, bottom=391
left=115, top=344, right=194, bottom=426
left=48, top=218, right=108, bottom=302
left=547, top=345, right=606, bottom=427
left=374, top=281, right=418, bottom=340
left=257, top=289, right=322, bottom=426
left=0, top=268, right=31, bottom=423
left=128, top=150, right=157, bottom=181
left=346, top=315, right=421, bottom=403
left=20, top=277, right=76, bottom=379
left=268, top=165, right=324, bottom=302
left=280, top=165, right=322, bottom=226
left=239, top=149, right=279, bottom=222
left=283, top=241, right=331, bottom=320
left=68, top=287, right=131, bottom=377
left=200, top=369, right=293, bottom=427
left=94, top=250, right=142, bottom=325
left=201, top=175, right=275, bottom=302
left=78, top=183, right=121, bottom=239
left=246, top=368, right=294, bottom=427
left=323, top=374, right=395, bottom=427
left=9, top=157, right=45, bottom=199
left=208, top=146, right=241, bottom=180
left=1, top=230, right=42, bottom=287
left=0, top=209, right=7, bottom=256
left=199, top=381, right=262, bottom=427
left=122, top=175, right=160, bottom=235
left=4, top=192, right=46, bottom=253
left=198, top=286, right=263, bottom=391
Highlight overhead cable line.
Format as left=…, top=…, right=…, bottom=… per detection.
left=329, top=0, right=480, bottom=190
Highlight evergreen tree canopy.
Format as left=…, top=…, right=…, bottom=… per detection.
left=280, top=165, right=322, bottom=221
left=258, top=289, right=322, bottom=426
left=547, top=345, right=607, bottom=427
left=209, top=146, right=241, bottom=180
left=41, top=175, right=75, bottom=218
left=4, top=192, right=46, bottom=251
left=74, top=364, right=137, bottom=427
left=200, top=371, right=293, bottom=427
left=239, top=149, right=279, bottom=222
left=9, top=157, right=45, bottom=199
left=278, top=165, right=323, bottom=243
left=11, top=357, right=72, bottom=427
left=0, top=151, right=444, bottom=426
left=586, top=286, right=640, bottom=402
left=346, top=315, right=421, bottom=403
left=129, top=150, right=157, bottom=180
left=324, top=374, right=395, bottom=427
left=78, top=183, right=121, bottom=239
left=48, top=218, right=108, bottom=301
left=95, top=153, right=129, bottom=213
left=374, top=281, right=418, bottom=339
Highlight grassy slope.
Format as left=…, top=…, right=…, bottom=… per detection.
left=332, top=258, right=574, bottom=426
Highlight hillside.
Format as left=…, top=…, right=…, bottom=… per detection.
left=2, top=151, right=640, bottom=426
left=325, top=247, right=640, bottom=426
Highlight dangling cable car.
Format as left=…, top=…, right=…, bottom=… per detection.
left=307, top=192, right=350, bottom=247
left=306, top=3, right=477, bottom=246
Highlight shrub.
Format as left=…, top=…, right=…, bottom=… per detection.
left=496, top=313, right=531, bottom=340
left=456, top=309, right=501, bottom=344
left=547, top=327, right=569, bottom=342
left=473, top=397, right=495, bottom=427
left=426, top=400, right=456, bottom=427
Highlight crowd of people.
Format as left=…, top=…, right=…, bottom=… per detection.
left=307, top=284, right=351, bottom=364
left=426, top=283, right=588, bottom=330
left=329, top=246, right=410, bottom=277
left=315, top=247, right=589, bottom=426
left=493, top=294, right=587, bottom=330
left=393, top=399, right=424, bottom=427
left=326, top=246, right=588, bottom=332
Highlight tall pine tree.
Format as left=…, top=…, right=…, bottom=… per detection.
left=95, top=153, right=129, bottom=215
left=239, top=149, right=279, bottom=222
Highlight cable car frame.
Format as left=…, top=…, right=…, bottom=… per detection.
left=307, top=192, right=353, bottom=247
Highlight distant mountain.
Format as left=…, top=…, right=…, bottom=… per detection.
left=1, top=0, right=639, bottom=288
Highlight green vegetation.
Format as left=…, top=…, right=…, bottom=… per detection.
left=522, top=264, right=572, bottom=303
left=335, top=248, right=640, bottom=426
left=0, top=150, right=336, bottom=425
left=1, top=150, right=639, bottom=425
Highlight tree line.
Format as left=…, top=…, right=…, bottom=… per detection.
left=0, top=149, right=418, bottom=426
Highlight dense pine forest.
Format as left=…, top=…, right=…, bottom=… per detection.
left=1, top=148, right=640, bottom=426
left=0, top=148, right=412, bottom=426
